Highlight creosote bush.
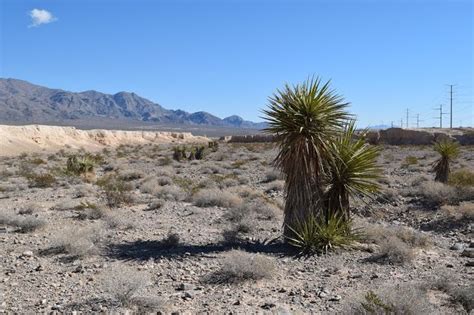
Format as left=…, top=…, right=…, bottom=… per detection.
left=97, top=175, right=133, bottom=208
left=205, top=250, right=275, bottom=284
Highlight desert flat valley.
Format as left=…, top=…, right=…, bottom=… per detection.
left=0, top=129, right=473, bottom=314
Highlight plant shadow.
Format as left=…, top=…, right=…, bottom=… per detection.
left=105, top=238, right=297, bottom=261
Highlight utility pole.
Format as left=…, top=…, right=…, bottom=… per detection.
left=434, top=104, right=448, bottom=128
left=416, top=114, right=421, bottom=128
left=406, top=109, right=409, bottom=128
left=449, top=84, right=454, bottom=129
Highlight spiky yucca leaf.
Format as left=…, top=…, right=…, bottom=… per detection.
left=262, top=77, right=350, bottom=236
left=325, top=121, right=381, bottom=220
left=432, top=140, right=459, bottom=183
left=287, top=212, right=361, bottom=255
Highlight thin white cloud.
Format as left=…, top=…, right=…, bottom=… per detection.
left=28, top=9, right=57, bottom=28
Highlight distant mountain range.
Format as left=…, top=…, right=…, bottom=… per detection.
left=0, top=78, right=266, bottom=129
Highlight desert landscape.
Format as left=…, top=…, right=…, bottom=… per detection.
left=1, top=1, right=472, bottom=313
left=0, top=127, right=472, bottom=314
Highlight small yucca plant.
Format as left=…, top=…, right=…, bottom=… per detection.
left=66, top=155, right=95, bottom=175
left=324, top=121, right=381, bottom=221
left=286, top=212, right=361, bottom=254
left=432, top=140, right=459, bottom=183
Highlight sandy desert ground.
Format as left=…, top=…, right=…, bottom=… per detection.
left=0, top=140, right=473, bottom=314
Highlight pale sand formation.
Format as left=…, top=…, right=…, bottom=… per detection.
left=0, top=125, right=209, bottom=156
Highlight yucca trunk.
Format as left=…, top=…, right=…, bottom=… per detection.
left=324, top=186, right=350, bottom=223
left=434, top=157, right=450, bottom=183
left=281, top=138, right=325, bottom=237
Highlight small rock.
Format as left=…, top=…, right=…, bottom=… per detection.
left=446, top=263, right=454, bottom=268
left=465, top=260, right=474, bottom=267
left=182, top=292, right=193, bottom=300
left=450, top=243, right=464, bottom=251
left=21, top=250, right=34, bottom=257
left=261, top=302, right=276, bottom=310
left=176, top=283, right=193, bottom=291
left=329, top=295, right=342, bottom=302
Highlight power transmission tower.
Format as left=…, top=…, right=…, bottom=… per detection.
left=415, top=114, right=423, bottom=128
left=391, top=121, right=394, bottom=128
left=406, top=108, right=409, bottom=128
left=400, top=118, right=403, bottom=128
left=449, top=84, right=455, bottom=129
left=434, top=104, right=448, bottom=128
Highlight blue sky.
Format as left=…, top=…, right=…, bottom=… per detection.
left=1, top=0, right=472, bottom=127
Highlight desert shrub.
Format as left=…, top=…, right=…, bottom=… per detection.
left=50, top=224, right=106, bottom=257
left=394, top=226, right=431, bottom=248
left=161, top=230, right=181, bottom=247
left=193, top=189, right=242, bottom=208
left=155, top=185, right=186, bottom=201
left=346, top=285, right=435, bottom=314
left=205, top=250, right=275, bottom=284
left=417, top=181, right=457, bottom=205
left=262, top=170, right=282, bottom=183
left=431, top=279, right=474, bottom=312
left=146, top=199, right=165, bottom=211
left=139, top=178, right=160, bottom=195
left=449, top=169, right=474, bottom=187
left=97, top=175, right=133, bottom=208
left=27, top=172, right=56, bottom=188
left=103, top=212, right=136, bottom=230
left=188, top=145, right=206, bottom=160
left=369, top=236, right=414, bottom=265
left=119, top=170, right=144, bottom=181
left=403, top=156, right=419, bottom=166
left=18, top=204, right=38, bottom=215
left=66, top=155, right=95, bottom=175
left=225, top=200, right=280, bottom=222
left=74, top=184, right=95, bottom=198
left=172, top=146, right=187, bottom=161
left=76, top=202, right=107, bottom=220
left=157, top=156, right=172, bottom=166
left=364, top=223, right=430, bottom=249
left=441, top=202, right=474, bottom=220
left=157, top=176, right=173, bottom=186
left=101, top=266, right=149, bottom=307
left=0, top=212, right=46, bottom=233
left=288, top=213, right=360, bottom=254
left=208, top=141, right=219, bottom=152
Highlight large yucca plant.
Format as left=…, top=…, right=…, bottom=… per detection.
left=324, top=121, right=381, bottom=221
left=263, top=77, right=350, bottom=237
left=432, top=139, right=460, bottom=183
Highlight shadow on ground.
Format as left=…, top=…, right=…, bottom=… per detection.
left=105, top=238, right=296, bottom=261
